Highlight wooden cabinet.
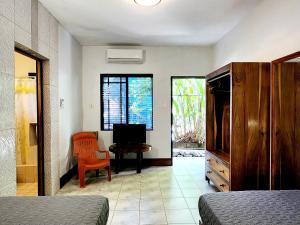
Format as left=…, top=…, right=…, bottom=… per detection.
left=272, top=58, right=300, bottom=190
left=206, top=63, right=270, bottom=191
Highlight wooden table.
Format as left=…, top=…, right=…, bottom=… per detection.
left=109, top=144, right=151, bottom=174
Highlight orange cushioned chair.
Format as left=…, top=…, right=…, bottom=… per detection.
left=72, top=132, right=111, bottom=188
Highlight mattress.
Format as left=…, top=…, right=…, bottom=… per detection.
left=199, top=190, right=300, bottom=225
left=0, top=195, right=109, bottom=225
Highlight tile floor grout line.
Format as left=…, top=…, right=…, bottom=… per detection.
left=109, top=174, right=123, bottom=225
left=58, top=158, right=214, bottom=225
left=139, top=179, right=141, bottom=225
left=173, top=167, right=196, bottom=224
left=159, top=175, right=168, bottom=225
left=183, top=172, right=198, bottom=225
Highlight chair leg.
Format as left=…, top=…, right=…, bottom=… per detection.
left=107, top=166, right=112, bottom=182
left=95, top=169, right=100, bottom=177
left=79, top=168, right=86, bottom=188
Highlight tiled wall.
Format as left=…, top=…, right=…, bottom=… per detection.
left=0, top=0, right=60, bottom=196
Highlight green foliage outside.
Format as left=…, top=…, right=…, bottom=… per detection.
left=172, top=78, right=205, bottom=148
left=128, top=77, right=153, bottom=128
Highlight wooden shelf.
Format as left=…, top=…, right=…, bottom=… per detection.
left=206, top=150, right=230, bottom=165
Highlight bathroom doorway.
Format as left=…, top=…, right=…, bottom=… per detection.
left=15, top=50, right=44, bottom=196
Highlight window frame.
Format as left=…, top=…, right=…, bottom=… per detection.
left=100, top=74, right=154, bottom=131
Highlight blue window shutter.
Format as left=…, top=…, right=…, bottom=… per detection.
left=128, top=77, right=153, bottom=129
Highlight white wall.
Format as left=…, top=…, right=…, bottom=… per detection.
left=82, top=46, right=213, bottom=159
left=58, top=25, right=82, bottom=177
left=214, top=0, right=300, bottom=68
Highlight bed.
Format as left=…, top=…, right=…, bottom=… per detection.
left=0, top=195, right=109, bottom=225
left=198, top=190, right=300, bottom=225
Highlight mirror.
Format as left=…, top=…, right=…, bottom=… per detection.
left=272, top=51, right=300, bottom=190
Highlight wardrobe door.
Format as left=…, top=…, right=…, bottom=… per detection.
left=231, top=63, right=270, bottom=191
left=272, top=61, right=300, bottom=189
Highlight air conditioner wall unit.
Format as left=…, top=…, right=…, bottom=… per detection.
left=106, top=49, right=145, bottom=64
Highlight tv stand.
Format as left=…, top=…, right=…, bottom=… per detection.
left=109, top=143, right=152, bottom=173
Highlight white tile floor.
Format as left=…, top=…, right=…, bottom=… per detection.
left=57, top=157, right=217, bottom=225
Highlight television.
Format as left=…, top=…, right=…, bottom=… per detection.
left=113, top=124, right=146, bottom=144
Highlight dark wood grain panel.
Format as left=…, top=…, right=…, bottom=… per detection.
left=36, top=60, right=45, bottom=196
left=295, top=63, right=300, bottom=188
left=257, top=63, right=271, bottom=189
left=272, top=61, right=300, bottom=189
left=240, top=63, right=259, bottom=190
left=272, top=63, right=281, bottom=189
left=206, top=82, right=215, bottom=152
left=231, top=63, right=270, bottom=191
left=222, top=104, right=230, bottom=153
left=279, top=63, right=295, bottom=189
left=231, top=63, right=246, bottom=191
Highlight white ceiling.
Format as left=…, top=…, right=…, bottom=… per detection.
left=40, top=0, right=261, bottom=46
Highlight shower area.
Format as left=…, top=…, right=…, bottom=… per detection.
left=15, top=51, right=39, bottom=196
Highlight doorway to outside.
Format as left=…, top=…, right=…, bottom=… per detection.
left=171, top=77, right=206, bottom=158
left=15, top=50, right=44, bottom=196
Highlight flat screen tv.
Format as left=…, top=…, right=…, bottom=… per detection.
left=113, top=124, right=146, bottom=144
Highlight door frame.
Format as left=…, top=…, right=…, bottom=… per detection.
left=271, top=51, right=300, bottom=189
left=170, top=76, right=206, bottom=164
left=15, top=48, right=45, bottom=196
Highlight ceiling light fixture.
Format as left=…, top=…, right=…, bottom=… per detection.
left=134, top=0, right=161, bottom=7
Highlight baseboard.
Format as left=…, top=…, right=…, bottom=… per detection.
left=110, top=158, right=172, bottom=166
left=145, top=158, right=172, bottom=166
left=60, top=165, right=77, bottom=188
left=60, top=158, right=172, bottom=188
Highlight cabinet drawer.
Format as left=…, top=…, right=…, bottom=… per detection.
left=206, top=154, right=229, bottom=182
left=206, top=169, right=229, bottom=192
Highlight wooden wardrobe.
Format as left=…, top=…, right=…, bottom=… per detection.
left=206, top=62, right=270, bottom=191
left=272, top=52, right=300, bottom=190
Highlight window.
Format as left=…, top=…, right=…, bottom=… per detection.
left=101, top=74, right=153, bottom=130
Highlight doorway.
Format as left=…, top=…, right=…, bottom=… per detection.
left=15, top=50, right=44, bottom=196
left=171, top=77, right=206, bottom=158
